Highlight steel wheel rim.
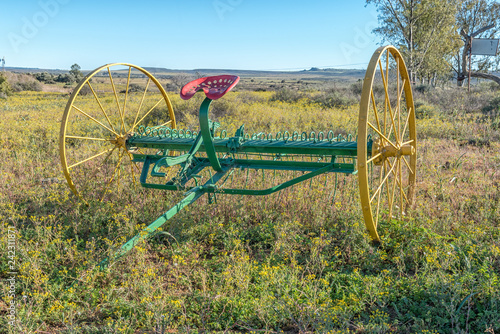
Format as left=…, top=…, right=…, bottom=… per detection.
left=59, top=63, right=176, bottom=202
left=358, top=46, right=417, bottom=241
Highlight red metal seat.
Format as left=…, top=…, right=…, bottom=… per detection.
left=180, top=75, right=240, bottom=100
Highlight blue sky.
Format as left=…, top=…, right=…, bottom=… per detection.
left=0, top=0, right=380, bottom=71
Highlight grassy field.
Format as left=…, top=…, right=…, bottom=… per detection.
left=0, top=78, right=500, bottom=333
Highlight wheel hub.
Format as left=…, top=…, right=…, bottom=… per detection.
left=371, top=138, right=414, bottom=165
left=110, top=133, right=131, bottom=150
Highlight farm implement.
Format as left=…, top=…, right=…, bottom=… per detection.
left=59, top=46, right=417, bottom=267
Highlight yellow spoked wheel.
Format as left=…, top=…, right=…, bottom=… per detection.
left=358, top=46, right=417, bottom=242
left=60, top=63, right=176, bottom=202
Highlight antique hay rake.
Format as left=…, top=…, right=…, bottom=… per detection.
left=59, top=46, right=416, bottom=266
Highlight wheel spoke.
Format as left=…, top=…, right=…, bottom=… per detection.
left=374, top=159, right=385, bottom=228
left=125, top=151, right=139, bottom=186
left=389, top=157, right=398, bottom=218
left=385, top=50, right=390, bottom=136
left=370, top=159, right=397, bottom=203
left=401, top=156, right=414, bottom=175
left=399, top=158, right=405, bottom=214
left=397, top=57, right=401, bottom=143
left=157, top=120, right=173, bottom=128
left=401, top=139, right=415, bottom=146
left=401, top=107, right=413, bottom=140
left=66, top=135, right=109, bottom=141
left=125, top=149, right=141, bottom=173
left=135, top=148, right=147, bottom=155
left=366, top=152, right=383, bottom=165
left=134, top=97, right=164, bottom=128
left=72, top=105, right=118, bottom=136
left=68, top=147, right=115, bottom=169
left=385, top=157, right=410, bottom=205
left=385, top=157, right=400, bottom=178
left=100, top=149, right=125, bottom=201
left=378, top=59, right=399, bottom=144
left=108, top=68, right=126, bottom=135
left=371, top=90, right=382, bottom=132
left=87, top=82, right=116, bottom=133
left=130, top=78, right=151, bottom=132
left=368, top=121, right=398, bottom=150
left=85, top=146, right=118, bottom=182
left=388, top=78, right=406, bottom=143
left=122, top=66, right=132, bottom=129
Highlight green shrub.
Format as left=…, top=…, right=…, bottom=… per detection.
left=312, top=89, right=357, bottom=108
left=482, top=96, right=500, bottom=114
left=11, top=80, right=43, bottom=92
left=0, top=72, right=12, bottom=97
left=350, top=81, right=363, bottom=95
left=119, top=83, right=144, bottom=94
left=415, top=84, right=432, bottom=94
left=481, top=96, right=500, bottom=130
left=0, top=73, right=12, bottom=98
left=78, top=84, right=92, bottom=96
left=55, top=73, right=76, bottom=84
left=34, top=72, right=55, bottom=84
left=270, top=88, right=305, bottom=103
left=415, top=101, right=437, bottom=119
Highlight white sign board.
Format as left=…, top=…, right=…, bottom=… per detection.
left=471, top=38, right=499, bottom=56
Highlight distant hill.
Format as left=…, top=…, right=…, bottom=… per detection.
left=142, top=67, right=366, bottom=81
left=5, top=66, right=366, bottom=82
left=4, top=67, right=67, bottom=74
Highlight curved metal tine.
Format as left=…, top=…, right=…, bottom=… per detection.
left=330, top=172, right=339, bottom=204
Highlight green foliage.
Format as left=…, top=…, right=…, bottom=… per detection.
left=415, top=84, right=432, bottom=94
left=415, top=100, right=438, bottom=119
left=55, top=73, right=76, bottom=84
left=270, top=87, right=305, bottom=103
left=34, top=72, right=55, bottom=84
left=119, top=83, right=144, bottom=94
left=270, top=87, right=357, bottom=108
left=312, top=88, right=358, bottom=108
left=0, top=72, right=12, bottom=97
left=70, top=63, right=83, bottom=81
left=481, top=95, right=500, bottom=129
left=367, top=0, right=461, bottom=81
left=482, top=95, right=500, bottom=114
left=11, top=80, right=43, bottom=92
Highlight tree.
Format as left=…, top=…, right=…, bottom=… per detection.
left=55, top=73, right=76, bottom=84
left=70, top=63, right=83, bottom=81
left=367, top=0, right=461, bottom=84
left=454, top=0, right=500, bottom=86
left=166, top=73, right=193, bottom=91
left=35, top=72, right=55, bottom=84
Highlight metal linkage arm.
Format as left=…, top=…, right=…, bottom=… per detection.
left=99, top=168, right=229, bottom=269
left=199, top=97, right=223, bottom=172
